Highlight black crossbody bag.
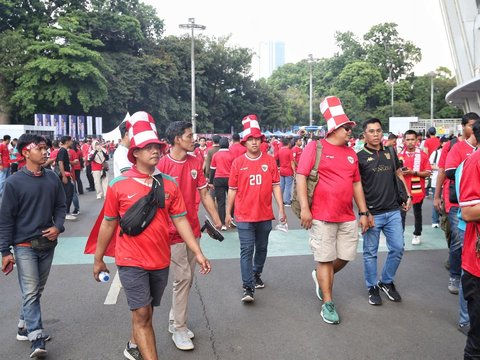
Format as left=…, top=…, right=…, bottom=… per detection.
left=119, top=174, right=165, bottom=236
left=387, top=146, right=409, bottom=205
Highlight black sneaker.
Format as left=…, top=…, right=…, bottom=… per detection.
left=368, top=286, right=382, bottom=305
left=17, top=327, right=28, bottom=341
left=30, top=337, right=47, bottom=358
left=124, top=341, right=143, bottom=360
left=72, top=209, right=80, bottom=216
left=377, top=281, right=402, bottom=302
left=241, top=287, right=255, bottom=303
left=254, top=273, right=265, bottom=289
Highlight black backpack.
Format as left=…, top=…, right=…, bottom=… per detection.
left=119, top=174, right=165, bottom=236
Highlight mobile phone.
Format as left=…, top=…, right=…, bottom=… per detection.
left=3, top=262, right=14, bottom=276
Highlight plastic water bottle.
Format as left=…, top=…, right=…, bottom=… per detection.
left=275, top=219, right=289, bottom=233
left=99, top=271, right=110, bottom=282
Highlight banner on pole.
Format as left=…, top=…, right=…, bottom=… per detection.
left=43, top=114, right=51, bottom=127
left=77, top=116, right=85, bottom=139
left=60, top=115, right=67, bottom=136
left=34, top=114, right=43, bottom=127
left=95, top=117, right=103, bottom=136
left=87, top=116, right=93, bottom=135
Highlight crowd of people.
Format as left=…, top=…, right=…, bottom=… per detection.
left=0, top=98, right=480, bottom=359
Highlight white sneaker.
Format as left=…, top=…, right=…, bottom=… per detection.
left=65, top=214, right=77, bottom=220
left=412, top=235, right=421, bottom=245
left=432, top=223, right=439, bottom=228
left=172, top=329, right=194, bottom=350
left=168, top=320, right=194, bottom=339
left=221, top=225, right=227, bottom=231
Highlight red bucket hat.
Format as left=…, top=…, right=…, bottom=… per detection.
left=126, top=111, right=166, bottom=163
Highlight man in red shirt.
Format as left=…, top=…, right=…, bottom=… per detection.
left=229, top=133, right=247, bottom=159
left=292, top=137, right=303, bottom=166
left=423, top=127, right=440, bottom=156
left=398, top=130, right=432, bottom=245
left=94, top=112, right=211, bottom=360
left=193, top=137, right=208, bottom=164
left=0, top=134, right=11, bottom=199
left=157, top=121, right=221, bottom=351
left=296, top=96, right=369, bottom=325
left=81, top=137, right=95, bottom=191
left=225, top=114, right=285, bottom=303
left=278, top=137, right=295, bottom=206
left=459, top=121, right=480, bottom=359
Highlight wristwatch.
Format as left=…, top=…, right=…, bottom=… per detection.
left=358, top=211, right=370, bottom=216
left=407, top=195, right=413, bottom=199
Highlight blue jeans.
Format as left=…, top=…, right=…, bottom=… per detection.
left=0, top=168, right=8, bottom=197
left=14, top=245, right=55, bottom=340
left=363, top=210, right=405, bottom=288
left=449, top=206, right=462, bottom=279
left=431, top=188, right=440, bottom=224
left=237, top=220, right=272, bottom=289
left=280, top=175, right=293, bottom=205
left=458, top=229, right=470, bottom=326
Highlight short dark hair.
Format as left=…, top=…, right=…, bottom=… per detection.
left=219, top=137, right=229, bottom=149
left=198, top=136, right=206, bottom=141
left=473, top=120, right=480, bottom=144
left=119, top=121, right=128, bottom=138
left=388, top=133, right=398, bottom=140
left=462, top=112, right=480, bottom=126
left=212, top=134, right=221, bottom=144
left=165, top=121, right=192, bottom=145
left=17, top=134, right=46, bottom=154
left=404, top=130, right=417, bottom=138
left=282, top=137, right=290, bottom=146
left=60, top=135, right=72, bottom=144
left=3, top=135, right=11, bottom=141
left=362, top=118, right=382, bottom=132
left=232, top=133, right=240, bottom=142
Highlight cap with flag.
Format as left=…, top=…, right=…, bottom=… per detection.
left=320, top=96, right=356, bottom=136
left=240, top=114, right=265, bottom=144
left=126, top=111, right=166, bottom=163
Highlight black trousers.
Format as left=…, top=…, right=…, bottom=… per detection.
left=75, top=169, right=84, bottom=194
left=401, top=200, right=423, bottom=235
left=463, top=270, right=480, bottom=359
left=86, top=164, right=95, bottom=189
left=213, top=177, right=229, bottom=225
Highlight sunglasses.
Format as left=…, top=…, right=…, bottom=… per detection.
left=340, top=124, right=353, bottom=132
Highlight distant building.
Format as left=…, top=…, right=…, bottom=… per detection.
left=256, top=41, right=285, bottom=79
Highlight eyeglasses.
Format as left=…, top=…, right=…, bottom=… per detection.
left=366, top=129, right=383, bottom=134
left=340, top=125, right=353, bottom=132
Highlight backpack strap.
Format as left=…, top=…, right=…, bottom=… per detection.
left=310, top=140, right=323, bottom=177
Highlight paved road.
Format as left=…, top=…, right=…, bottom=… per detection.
left=0, top=168, right=466, bottom=359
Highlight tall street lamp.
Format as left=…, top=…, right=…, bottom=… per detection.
left=179, top=18, right=205, bottom=135
left=308, top=54, right=314, bottom=126
left=428, top=71, right=436, bottom=123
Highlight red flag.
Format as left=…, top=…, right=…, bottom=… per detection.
left=84, top=205, right=117, bottom=258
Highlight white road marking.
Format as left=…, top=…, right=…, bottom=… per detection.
left=104, top=270, right=122, bottom=305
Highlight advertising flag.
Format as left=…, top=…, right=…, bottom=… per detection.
left=87, top=116, right=93, bottom=135
left=95, top=117, right=103, bottom=136
left=34, top=114, right=43, bottom=126
left=43, top=114, right=51, bottom=127
left=78, top=115, right=85, bottom=139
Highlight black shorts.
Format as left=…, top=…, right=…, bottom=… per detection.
left=118, top=266, right=169, bottom=310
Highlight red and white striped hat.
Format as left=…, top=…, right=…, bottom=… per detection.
left=240, top=114, right=265, bottom=144
left=126, top=111, right=166, bottom=163
left=320, top=96, right=356, bottom=136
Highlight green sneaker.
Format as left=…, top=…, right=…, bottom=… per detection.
left=311, top=269, right=322, bottom=301
left=321, top=301, right=340, bottom=324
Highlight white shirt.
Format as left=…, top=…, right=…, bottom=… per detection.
left=113, top=144, right=132, bottom=178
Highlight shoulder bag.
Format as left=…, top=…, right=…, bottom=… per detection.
left=387, top=146, right=409, bottom=205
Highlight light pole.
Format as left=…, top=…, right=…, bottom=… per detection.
left=179, top=18, right=205, bottom=135
left=388, top=64, right=394, bottom=117
left=308, top=54, right=313, bottom=126
left=428, top=71, right=436, bottom=123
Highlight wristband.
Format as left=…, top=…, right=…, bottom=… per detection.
left=358, top=211, right=370, bottom=216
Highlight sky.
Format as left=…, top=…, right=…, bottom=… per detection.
left=144, top=0, right=453, bottom=78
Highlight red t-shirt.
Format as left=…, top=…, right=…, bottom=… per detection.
left=194, top=146, right=208, bottom=163
left=103, top=172, right=187, bottom=270
left=229, top=142, right=247, bottom=158
left=278, top=146, right=294, bottom=176
left=445, top=139, right=476, bottom=206
left=69, top=149, right=81, bottom=171
left=260, top=142, right=270, bottom=154
left=0, top=143, right=10, bottom=168
left=292, top=145, right=303, bottom=164
left=423, top=137, right=441, bottom=156
left=81, top=143, right=91, bottom=165
left=229, top=152, right=280, bottom=222
left=49, top=148, right=59, bottom=162
left=438, top=140, right=454, bottom=212
left=157, top=154, right=207, bottom=243
left=459, top=150, right=480, bottom=277
left=296, top=139, right=360, bottom=222
left=210, top=149, right=234, bottom=178
left=398, top=149, right=431, bottom=204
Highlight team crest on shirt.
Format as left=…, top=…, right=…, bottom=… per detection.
left=385, top=153, right=391, bottom=160
left=367, top=157, right=374, bottom=162
left=191, top=169, right=197, bottom=179
left=261, top=164, right=268, bottom=172
left=347, top=156, right=354, bottom=164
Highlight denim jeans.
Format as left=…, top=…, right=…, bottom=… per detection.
left=431, top=188, right=440, bottom=224
left=449, top=206, right=462, bottom=279
left=14, top=245, right=55, bottom=340
left=237, top=220, right=272, bottom=289
left=363, top=210, right=405, bottom=288
left=0, top=167, right=8, bottom=197
left=280, top=175, right=293, bottom=205
left=460, top=268, right=470, bottom=326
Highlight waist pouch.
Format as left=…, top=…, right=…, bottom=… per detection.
left=30, top=236, right=57, bottom=251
